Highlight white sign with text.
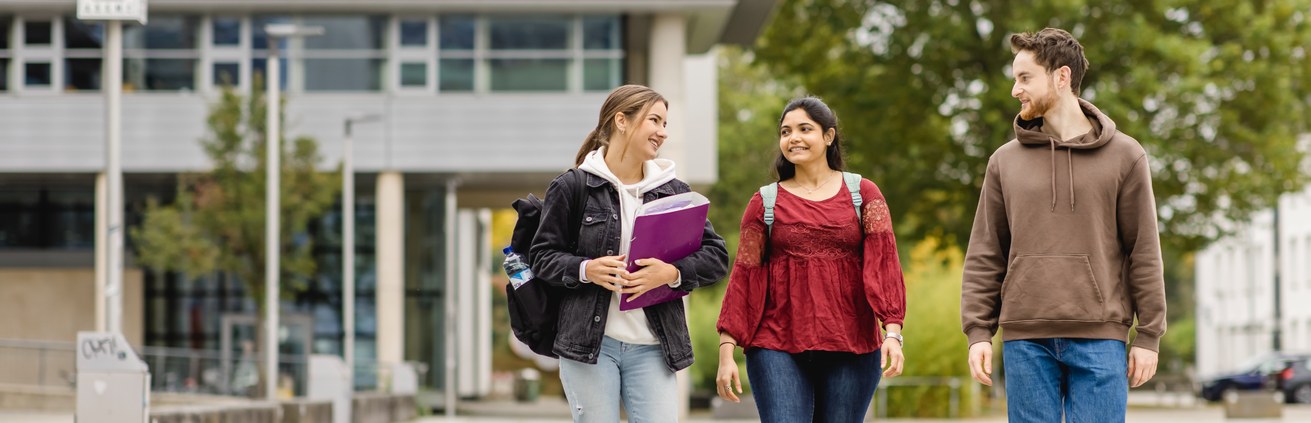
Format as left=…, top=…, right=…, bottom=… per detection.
left=76, top=0, right=148, bottom=23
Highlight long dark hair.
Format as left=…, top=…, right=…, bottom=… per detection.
left=575, top=84, right=668, bottom=166
left=774, top=96, right=845, bottom=181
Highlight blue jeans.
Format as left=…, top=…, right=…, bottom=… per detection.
left=558, top=336, right=677, bottom=423
left=745, top=348, right=881, bottom=423
left=1003, top=338, right=1128, bottom=423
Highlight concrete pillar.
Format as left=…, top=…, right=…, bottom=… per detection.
left=376, top=171, right=405, bottom=368
left=648, top=14, right=688, bottom=174
left=649, top=14, right=692, bottom=419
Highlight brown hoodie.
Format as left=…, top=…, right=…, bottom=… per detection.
left=961, top=99, right=1167, bottom=351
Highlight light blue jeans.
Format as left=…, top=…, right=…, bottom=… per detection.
left=558, top=336, right=677, bottom=423
left=1003, top=338, right=1128, bottom=423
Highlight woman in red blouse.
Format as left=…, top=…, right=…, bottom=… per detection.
left=715, top=97, right=907, bottom=422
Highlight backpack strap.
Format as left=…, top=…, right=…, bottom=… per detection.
left=565, top=169, right=589, bottom=253
left=843, top=172, right=863, bottom=221
left=758, top=182, right=779, bottom=236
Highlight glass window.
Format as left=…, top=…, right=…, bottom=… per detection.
left=488, top=16, right=568, bottom=50
left=583, top=16, right=620, bottom=50
left=438, top=15, right=475, bottom=50
left=250, top=58, right=287, bottom=90
left=125, top=16, right=200, bottom=50
left=64, top=18, right=104, bottom=50
left=24, top=19, right=51, bottom=46
left=583, top=58, right=621, bottom=92
left=1, top=17, right=10, bottom=50
left=303, top=58, right=382, bottom=91
left=399, top=20, right=427, bottom=47
left=65, top=58, right=102, bottom=91
left=0, top=59, right=8, bottom=91
left=303, top=16, right=385, bottom=50
left=438, top=58, right=473, bottom=92
left=490, top=58, right=567, bottom=91
left=25, top=62, right=51, bottom=86
left=124, top=58, right=196, bottom=91
left=400, top=62, right=426, bottom=87
left=212, top=62, right=239, bottom=87
left=212, top=17, right=241, bottom=46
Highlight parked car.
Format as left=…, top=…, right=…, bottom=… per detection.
left=1199, top=352, right=1311, bottom=402
left=1275, top=354, right=1311, bottom=403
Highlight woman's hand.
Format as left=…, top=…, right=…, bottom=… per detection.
left=881, top=324, right=904, bottom=378
left=585, top=255, right=629, bottom=292
left=716, top=335, right=743, bottom=403
left=622, top=258, right=679, bottom=301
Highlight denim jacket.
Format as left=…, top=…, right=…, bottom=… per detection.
left=528, top=169, right=729, bottom=371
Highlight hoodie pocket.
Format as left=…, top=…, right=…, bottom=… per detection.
left=999, top=254, right=1104, bottom=323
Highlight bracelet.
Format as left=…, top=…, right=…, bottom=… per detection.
left=719, top=341, right=737, bottom=349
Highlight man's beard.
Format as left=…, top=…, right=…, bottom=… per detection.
left=1019, top=83, right=1058, bottom=120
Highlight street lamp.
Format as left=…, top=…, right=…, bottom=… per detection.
left=263, top=22, right=322, bottom=401
left=342, top=113, right=380, bottom=390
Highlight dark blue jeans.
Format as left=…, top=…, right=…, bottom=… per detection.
left=745, top=348, right=881, bottom=423
left=1003, top=338, right=1128, bottom=423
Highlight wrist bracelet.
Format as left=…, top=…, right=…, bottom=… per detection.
left=719, top=341, right=737, bottom=349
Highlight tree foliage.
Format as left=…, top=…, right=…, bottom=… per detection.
left=753, top=0, right=1311, bottom=252
left=132, top=82, right=340, bottom=310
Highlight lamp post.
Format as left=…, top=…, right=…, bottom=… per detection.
left=263, top=22, right=323, bottom=401
left=342, top=113, right=380, bottom=389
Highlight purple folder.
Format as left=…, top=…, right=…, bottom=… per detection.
left=619, top=192, right=711, bottom=311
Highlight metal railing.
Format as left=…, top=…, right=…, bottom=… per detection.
left=871, top=376, right=980, bottom=419
left=0, top=338, right=308, bottom=397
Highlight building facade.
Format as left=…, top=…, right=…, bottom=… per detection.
left=0, top=0, right=775, bottom=398
left=1196, top=184, right=1311, bottom=378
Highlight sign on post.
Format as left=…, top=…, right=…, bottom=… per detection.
left=76, top=0, right=148, bottom=24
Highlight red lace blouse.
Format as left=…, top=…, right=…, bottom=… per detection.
left=717, top=178, right=906, bottom=354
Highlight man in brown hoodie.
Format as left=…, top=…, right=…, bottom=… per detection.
left=960, top=28, right=1166, bottom=422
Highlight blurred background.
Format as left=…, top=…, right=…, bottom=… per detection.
left=1, top=0, right=1310, bottom=421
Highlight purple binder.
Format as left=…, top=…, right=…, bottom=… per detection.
left=619, top=192, right=710, bottom=311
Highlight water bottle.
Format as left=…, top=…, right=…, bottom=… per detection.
left=503, top=246, right=534, bottom=290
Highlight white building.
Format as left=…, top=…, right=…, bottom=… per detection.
left=0, top=0, right=777, bottom=401
left=1196, top=185, right=1311, bottom=377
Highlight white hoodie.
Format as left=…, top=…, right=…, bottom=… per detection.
left=577, top=148, right=677, bottom=345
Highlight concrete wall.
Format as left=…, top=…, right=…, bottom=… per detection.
left=0, top=268, right=143, bottom=345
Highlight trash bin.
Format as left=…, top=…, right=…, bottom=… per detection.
left=513, top=368, right=541, bottom=403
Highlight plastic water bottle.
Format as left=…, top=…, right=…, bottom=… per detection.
left=503, top=246, right=534, bottom=290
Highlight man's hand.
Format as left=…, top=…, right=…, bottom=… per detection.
left=968, top=342, right=993, bottom=386
left=1128, top=346, right=1159, bottom=388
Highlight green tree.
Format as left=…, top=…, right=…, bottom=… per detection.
left=131, top=81, right=340, bottom=394
left=754, top=0, right=1311, bottom=253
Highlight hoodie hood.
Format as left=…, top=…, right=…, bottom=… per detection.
left=1014, top=98, right=1117, bottom=149
left=1012, top=98, right=1119, bottom=212
left=577, top=148, right=677, bottom=194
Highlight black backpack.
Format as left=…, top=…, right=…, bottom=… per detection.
left=506, top=169, right=587, bottom=358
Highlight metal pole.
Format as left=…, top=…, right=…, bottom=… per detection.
left=343, top=120, right=355, bottom=387
left=106, top=20, right=124, bottom=335
left=1274, top=204, right=1282, bottom=351
left=265, top=41, right=282, bottom=402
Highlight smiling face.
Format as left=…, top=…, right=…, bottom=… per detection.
left=615, top=101, right=668, bottom=161
left=1011, top=50, right=1062, bottom=120
left=778, top=108, right=834, bottom=167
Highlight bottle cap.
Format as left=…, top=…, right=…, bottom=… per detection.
left=503, top=246, right=513, bottom=255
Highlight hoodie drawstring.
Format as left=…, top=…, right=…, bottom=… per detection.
left=1049, top=140, right=1057, bottom=212
left=1067, top=149, right=1075, bottom=212
left=1049, top=139, right=1076, bottom=212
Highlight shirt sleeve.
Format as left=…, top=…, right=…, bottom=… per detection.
left=859, top=180, right=906, bottom=329
left=716, top=193, right=769, bottom=346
